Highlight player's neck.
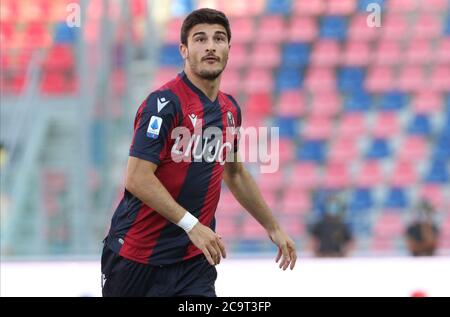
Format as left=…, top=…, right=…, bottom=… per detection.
left=184, top=68, right=221, bottom=102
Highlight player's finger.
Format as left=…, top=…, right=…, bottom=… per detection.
left=281, top=244, right=291, bottom=270
left=289, top=245, right=297, bottom=270
left=275, top=248, right=282, bottom=263
left=216, top=235, right=227, bottom=259
left=203, top=248, right=215, bottom=266
left=207, top=243, right=220, bottom=265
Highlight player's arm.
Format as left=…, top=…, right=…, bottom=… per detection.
left=223, top=152, right=297, bottom=270
left=125, top=157, right=225, bottom=266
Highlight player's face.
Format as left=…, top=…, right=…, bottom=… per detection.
left=180, top=23, right=230, bottom=80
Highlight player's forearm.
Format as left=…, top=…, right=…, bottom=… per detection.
left=224, top=169, right=280, bottom=232
left=126, top=173, right=187, bottom=224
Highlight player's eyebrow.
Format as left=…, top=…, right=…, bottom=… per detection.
left=192, top=31, right=227, bottom=38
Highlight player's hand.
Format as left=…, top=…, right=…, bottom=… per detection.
left=187, top=222, right=226, bottom=266
left=268, top=228, right=297, bottom=271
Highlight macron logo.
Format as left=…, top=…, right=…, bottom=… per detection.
left=157, top=97, right=170, bottom=113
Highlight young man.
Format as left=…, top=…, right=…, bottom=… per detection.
left=101, top=8, right=297, bottom=297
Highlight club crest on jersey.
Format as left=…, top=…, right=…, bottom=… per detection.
left=227, top=111, right=235, bottom=128
left=146, top=116, right=163, bottom=139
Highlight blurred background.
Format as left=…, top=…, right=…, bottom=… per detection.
left=1, top=0, right=450, bottom=295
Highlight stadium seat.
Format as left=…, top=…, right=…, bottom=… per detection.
left=257, top=15, right=286, bottom=42
left=227, top=43, right=247, bottom=69
left=329, top=136, right=359, bottom=163
left=384, top=187, right=409, bottom=209
left=220, top=69, right=241, bottom=96
left=303, top=116, right=334, bottom=140
left=372, top=112, right=400, bottom=138
left=375, top=40, right=401, bottom=65
left=290, top=162, right=320, bottom=189
left=407, top=114, right=432, bottom=136
left=343, top=40, right=371, bottom=66
left=293, top=0, right=325, bottom=16
left=366, top=138, right=391, bottom=159
left=406, top=39, right=432, bottom=65
left=419, top=185, right=447, bottom=210
left=397, top=136, right=429, bottom=162
left=397, top=66, right=425, bottom=92
left=322, top=162, right=351, bottom=189
left=436, top=38, right=450, bottom=64
left=354, top=160, right=384, bottom=187
left=243, top=69, right=273, bottom=93
left=349, top=187, right=374, bottom=213
left=305, top=67, right=336, bottom=91
left=386, top=0, right=417, bottom=12
left=278, top=138, right=296, bottom=164
left=378, top=91, right=407, bottom=111
left=281, top=43, right=310, bottom=68
left=277, top=90, right=306, bottom=117
left=229, top=17, right=254, bottom=43
left=280, top=187, right=311, bottom=215
left=309, top=91, right=341, bottom=117
left=265, top=0, right=291, bottom=15
left=274, top=117, right=299, bottom=139
left=338, top=113, right=367, bottom=137
left=424, top=159, right=449, bottom=184
left=245, top=93, right=272, bottom=118
left=413, top=14, right=442, bottom=39
left=311, top=40, right=341, bottom=66
left=348, top=14, right=378, bottom=41
left=275, top=68, right=303, bottom=92
left=250, top=42, right=281, bottom=69
left=297, top=140, right=326, bottom=163
left=338, top=67, right=365, bottom=92
left=326, top=0, right=356, bottom=15
left=320, top=16, right=347, bottom=40
left=288, top=17, right=318, bottom=42
left=412, top=90, right=442, bottom=114
left=389, top=160, right=418, bottom=187
left=429, top=66, right=450, bottom=92
left=365, top=66, right=395, bottom=93
left=382, top=13, right=408, bottom=40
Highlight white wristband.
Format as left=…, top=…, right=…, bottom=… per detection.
left=177, top=212, right=199, bottom=233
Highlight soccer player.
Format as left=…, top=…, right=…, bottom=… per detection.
left=101, top=8, right=297, bottom=297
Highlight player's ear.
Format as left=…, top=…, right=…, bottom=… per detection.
left=179, top=44, right=188, bottom=60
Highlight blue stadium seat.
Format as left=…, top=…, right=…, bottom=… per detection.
left=54, top=22, right=77, bottom=44
left=358, top=0, right=385, bottom=12
left=275, top=68, right=303, bottom=91
left=320, top=16, right=348, bottom=40
left=384, top=187, right=409, bottom=209
left=266, top=0, right=292, bottom=15
left=171, top=0, right=194, bottom=17
left=282, top=43, right=310, bottom=68
left=159, top=44, right=182, bottom=66
left=274, top=117, right=299, bottom=138
left=297, top=140, right=326, bottom=163
left=343, top=90, right=372, bottom=112
left=407, top=114, right=432, bottom=136
left=424, top=159, right=450, bottom=184
left=349, top=188, right=374, bottom=213
left=379, top=91, right=408, bottom=111
left=338, top=67, right=366, bottom=92
left=366, top=138, right=391, bottom=159
left=445, top=16, right=450, bottom=35
left=348, top=215, right=372, bottom=236
left=432, top=133, right=450, bottom=160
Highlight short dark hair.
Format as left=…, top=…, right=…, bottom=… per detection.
left=180, top=8, right=231, bottom=45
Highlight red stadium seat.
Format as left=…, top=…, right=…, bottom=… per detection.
left=406, top=39, right=433, bottom=65
left=23, top=22, right=52, bottom=48
left=280, top=187, right=311, bottom=215
left=374, top=213, right=403, bottom=238
left=303, top=116, right=334, bottom=140
left=343, top=41, right=371, bottom=66
left=326, top=0, right=356, bottom=15
left=429, top=66, right=450, bottom=92
left=279, top=139, right=296, bottom=164
left=257, top=15, right=286, bottom=43
left=242, top=217, right=267, bottom=239
left=348, top=14, right=379, bottom=41
left=288, top=17, right=318, bottom=42
left=0, top=0, right=18, bottom=22
left=398, top=65, right=424, bottom=92
left=329, top=136, right=359, bottom=163
left=375, top=40, right=401, bottom=65
left=309, top=91, right=341, bottom=117
left=412, top=90, right=443, bottom=114
left=389, top=160, right=418, bottom=187
left=245, top=92, right=272, bottom=118
left=227, top=43, right=248, bottom=70
left=387, top=0, right=417, bottom=12
left=217, top=191, right=241, bottom=216
left=419, top=185, right=447, bottom=210
left=322, top=162, right=351, bottom=188
left=382, top=14, right=408, bottom=40
left=43, top=45, right=75, bottom=70
left=311, top=40, right=341, bottom=67
left=165, top=18, right=183, bottom=44
left=372, top=112, right=400, bottom=138
left=278, top=216, right=306, bottom=238
left=277, top=91, right=306, bottom=117
left=243, top=69, right=274, bottom=93
left=0, top=22, right=14, bottom=44
left=365, top=66, right=395, bottom=92
left=338, top=113, right=367, bottom=138
left=257, top=171, right=285, bottom=192
left=250, top=42, right=281, bottom=69
left=305, top=67, right=336, bottom=91
left=291, top=162, right=320, bottom=189
left=397, top=136, right=429, bottom=162
left=229, top=17, right=254, bottom=44
left=220, top=69, right=241, bottom=96
left=419, top=0, right=448, bottom=11
left=354, top=161, right=384, bottom=187
left=214, top=215, right=239, bottom=240
left=436, top=39, right=450, bottom=64
left=293, top=0, right=325, bottom=16
left=413, top=14, right=442, bottom=39
left=152, top=67, right=179, bottom=89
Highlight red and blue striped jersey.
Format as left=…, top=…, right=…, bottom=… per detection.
left=105, top=71, right=241, bottom=265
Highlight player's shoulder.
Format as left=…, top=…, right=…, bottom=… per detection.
left=220, top=91, right=241, bottom=110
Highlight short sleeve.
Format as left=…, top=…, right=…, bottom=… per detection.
left=129, top=91, right=181, bottom=165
